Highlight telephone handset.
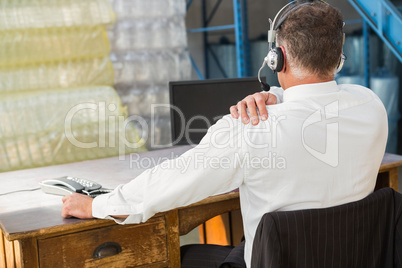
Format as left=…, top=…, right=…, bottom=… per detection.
left=40, top=176, right=112, bottom=197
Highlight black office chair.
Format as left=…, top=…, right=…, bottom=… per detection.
left=251, top=188, right=402, bottom=268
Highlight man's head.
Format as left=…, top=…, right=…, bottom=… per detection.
left=276, top=1, right=344, bottom=81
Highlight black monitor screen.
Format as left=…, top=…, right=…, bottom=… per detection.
left=169, top=77, right=265, bottom=145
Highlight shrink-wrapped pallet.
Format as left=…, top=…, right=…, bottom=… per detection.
left=0, top=57, right=114, bottom=93
left=0, top=26, right=110, bottom=67
left=0, top=0, right=115, bottom=31
left=0, top=86, right=146, bottom=172
left=108, top=0, right=191, bottom=148
left=0, top=0, right=146, bottom=172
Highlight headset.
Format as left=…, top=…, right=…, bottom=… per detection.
left=257, top=0, right=346, bottom=91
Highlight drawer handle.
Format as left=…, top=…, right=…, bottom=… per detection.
left=93, top=242, right=122, bottom=259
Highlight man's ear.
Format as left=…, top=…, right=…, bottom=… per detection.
left=279, top=46, right=287, bottom=72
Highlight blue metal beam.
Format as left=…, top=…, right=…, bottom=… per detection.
left=187, top=25, right=236, bottom=33
left=348, top=0, right=402, bottom=63
left=189, top=54, right=205, bottom=80
left=233, top=0, right=250, bottom=77
left=233, top=0, right=243, bottom=77
left=363, top=21, right=370, bottom=88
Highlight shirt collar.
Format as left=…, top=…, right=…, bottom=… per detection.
left=283, top=81, right=339, bottom=102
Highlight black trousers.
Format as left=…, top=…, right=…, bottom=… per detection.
left=180, top=241, right=246, bottom=268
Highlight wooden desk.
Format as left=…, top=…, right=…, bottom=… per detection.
left=0, top=145, right=240, bottom=268
left=0, top=146, right=401, bottom=267
left=0, top=192, right=240, bottom=268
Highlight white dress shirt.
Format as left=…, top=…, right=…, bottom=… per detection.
left=93, top=81, right=388, bottom=267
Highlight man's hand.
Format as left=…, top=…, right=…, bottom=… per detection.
left=62, top=193, right=94, bottom=219
left=230, top=92, right=277, bottom=125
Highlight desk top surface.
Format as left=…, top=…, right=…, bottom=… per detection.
left=0, top=145, right=192, bottom=213
left=0, top=145, right=194, bottom=240
left=0, top=146, right=401, bottom=240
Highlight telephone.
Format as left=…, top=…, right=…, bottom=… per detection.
left=40, top=176, right=112, bottom=197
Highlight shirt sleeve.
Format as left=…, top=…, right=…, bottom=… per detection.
left=265, top=86, right=284, bottom=104
left=92, top=115, right=246, bottom=224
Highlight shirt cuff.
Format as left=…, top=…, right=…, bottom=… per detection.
left=92, top=194, right=112, bottom=219
left=92, top=192, right=144, bottom=225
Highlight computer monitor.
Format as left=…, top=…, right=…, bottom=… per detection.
left=169, top=77, right=265, bottom=145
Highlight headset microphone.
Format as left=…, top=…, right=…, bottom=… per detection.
left=258, top=57, right=271, bottom=91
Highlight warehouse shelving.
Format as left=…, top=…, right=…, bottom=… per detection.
left=186, top=0, right=251, bottom=79
left=348, top=0, right=402, bottom=86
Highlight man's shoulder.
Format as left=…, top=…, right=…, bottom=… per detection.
left=338, top=83, right=385, bottom=110
left=338, top=83, right=376, bottom=99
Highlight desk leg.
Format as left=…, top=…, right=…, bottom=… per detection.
left=0, top=237, right=39, bottom=268
left=3, top=235, right=16, bottom=267
left=388, top=168, right=399, bottom=191
left=15, top=238, right=39, bottom=268
left=376, top=168, right=399, bottom=191
left=0, top=230, right=6, bottom=267
left=166, top=210, right=181, bottom=267
left=1, top=230, right=39, bottom=268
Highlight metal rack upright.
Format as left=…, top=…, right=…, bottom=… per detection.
left=186, top=0, right=251, bottom=79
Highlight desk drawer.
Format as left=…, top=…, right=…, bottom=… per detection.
left=38, top=217, right=168, bottom=267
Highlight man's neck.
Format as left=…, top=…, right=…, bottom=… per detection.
left=282, top=75, right=334, bottom=90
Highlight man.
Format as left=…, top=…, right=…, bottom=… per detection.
left=62, top=1, right=388, bottom=267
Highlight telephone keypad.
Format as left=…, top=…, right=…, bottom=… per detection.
left=65, top=176, right=101, bottom=191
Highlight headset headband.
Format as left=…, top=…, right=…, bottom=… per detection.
left=267, top=0, right=329, bottom=49
left=274, top=2, right=311, bottom=31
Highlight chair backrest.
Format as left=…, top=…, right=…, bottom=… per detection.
left=251, top=188, right=402, bottom=268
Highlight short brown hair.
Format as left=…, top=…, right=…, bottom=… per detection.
left=276, top=1, right=344, bottom=79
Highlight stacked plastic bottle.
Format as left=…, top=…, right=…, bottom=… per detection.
left=108, top=0, right=192, bottom=149
left=0, top=0, right=146, bottom=172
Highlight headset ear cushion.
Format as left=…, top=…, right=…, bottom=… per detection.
left=275, top=47, right=284, bottom=72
